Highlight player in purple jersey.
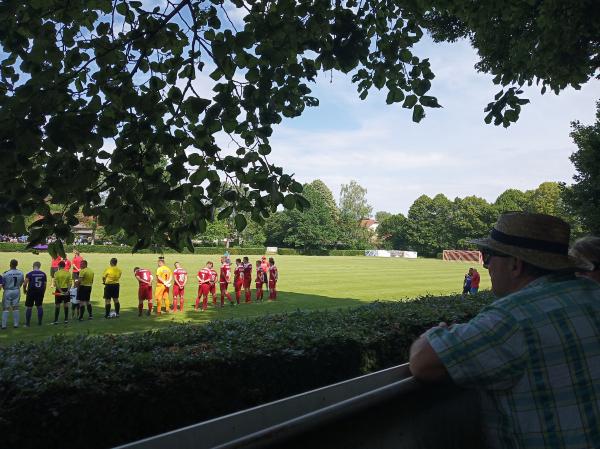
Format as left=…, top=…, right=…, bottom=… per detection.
left=23, top=262, right=47, bottom=326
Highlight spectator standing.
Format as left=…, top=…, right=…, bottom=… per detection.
left=1, top=259, right=24, bottom=329
left=570, top=235, right=600, bottom=284
left=409, top=212, right=600, bottom=448
left=53, top=261, right=72, bottom=324
left=77, top=260, right=94, bottom=320
left=461, top=268, right=472, bottom=299
left=23, top=261, right=47, bottom=326
left=469, top=268, right=480, bottom=295
left=102, top=258, right=122, bottom=318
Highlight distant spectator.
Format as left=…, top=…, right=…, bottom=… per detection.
left=570, top=235, right=600, bottom=284
left=461, top=269, right=472, bottom=299
left=470, top=268, right=480, bottom=294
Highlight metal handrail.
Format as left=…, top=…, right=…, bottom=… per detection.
left=114, top=364, right=420, bottom=449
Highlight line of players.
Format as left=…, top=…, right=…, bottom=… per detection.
left=134, top=255, right=279, bottom=316
left=0, top=254, right=279, bottom=329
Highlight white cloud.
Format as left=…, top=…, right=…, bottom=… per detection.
left=266, top=38, right=600, bottom=215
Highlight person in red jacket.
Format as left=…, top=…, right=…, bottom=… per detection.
left=470, top=268, right=480, bottom=295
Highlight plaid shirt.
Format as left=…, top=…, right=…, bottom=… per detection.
left=427, top=274, right=600, bottom=449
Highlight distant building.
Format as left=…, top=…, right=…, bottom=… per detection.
left=358, top=218, right=379, bottom=232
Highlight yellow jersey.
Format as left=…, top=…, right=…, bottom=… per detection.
left=102, top=266, right=122, bottom=284
left=156, top=265, right=172, bottom=286
left=78, top=268, right=94, bottom=287
left=54, top=270, right=72, bottom=289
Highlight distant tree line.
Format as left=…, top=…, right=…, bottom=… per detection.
left=377, top=182, right=581, bottom=257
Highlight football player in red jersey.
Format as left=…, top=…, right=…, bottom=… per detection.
left=255, top=260, right=266, bottom=301
left=134, top=267, right=154, bottom=316
left=233, top=258, right=244, bottom=304
left=196, top=262, right=212, bottom=311
left=219, top=257, right=234, bottom=306
left=268, top=257, right=278, bottom=300
left=172, top=262, right=188, bottom=312
left=242, top=256, right=252, bottom=303
left=208, top=261, right=218, bottom=306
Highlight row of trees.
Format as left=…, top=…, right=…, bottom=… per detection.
left=377, top=182, right=579, bottom=257
left=101, top=179, right=376, bottom=250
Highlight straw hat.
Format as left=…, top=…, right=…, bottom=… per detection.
left=469, top=212, right=593, bottom=271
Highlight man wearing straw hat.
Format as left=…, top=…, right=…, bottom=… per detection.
left=409, top=212, right=600, bottom=448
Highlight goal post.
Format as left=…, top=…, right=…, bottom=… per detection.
left=442, top=250, right=482, bottom=264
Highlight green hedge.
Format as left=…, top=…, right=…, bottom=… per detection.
left=0, top=243, right=266, bottom=255
left=0, top=293, right=494, bottom=449
left=277, top=248, right=366, bottom=256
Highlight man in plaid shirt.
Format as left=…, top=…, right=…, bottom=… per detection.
left=410, top=213, right=600, bottom=449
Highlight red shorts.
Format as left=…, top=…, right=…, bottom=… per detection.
left=243, top=277, right=251, bottom=289
left=219, top=282, right=228, bottom=292
left=198, top=284, right=210, bottom=297
left=138, top=284, right=152, bottom=301
left=234, top=279, right=243, bottom=292
left=210, top=284, right=216, bottom=295
left=173, top=285, right=185, bottom=297
left=255, top=282, right=263, bottom=289
left=269, top=279, right=277, bottom=289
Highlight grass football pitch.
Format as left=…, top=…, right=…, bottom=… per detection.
left=0, top=252, right=489, bottom=343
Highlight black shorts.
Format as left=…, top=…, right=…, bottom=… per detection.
left=25, top=291, right=44, bottom=307
left=54, top=288, right=70, bottom=304
left=50, top=267, right=58, bottom=278
left=103, top=284, right=120, bottom=300
left=72, top=271, right=80, bottom=280
left=78, top=285, right=92, bottom=302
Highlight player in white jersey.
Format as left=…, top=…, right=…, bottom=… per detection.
left=1, top=259, right=25, bottom=329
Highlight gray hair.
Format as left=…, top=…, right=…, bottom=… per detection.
left=570, top=236, right=600, bottom=270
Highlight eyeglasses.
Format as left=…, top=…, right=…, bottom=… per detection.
left=482, top=249, right=511, bottom=267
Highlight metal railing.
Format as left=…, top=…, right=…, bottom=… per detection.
left=114, top=363, right=482, bottom=449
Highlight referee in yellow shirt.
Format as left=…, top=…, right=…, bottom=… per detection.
left=53, top=261, right=72, bottom=324
left=102, top=258, right=122, bottom=318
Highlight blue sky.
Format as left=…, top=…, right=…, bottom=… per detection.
left=263, top=38, right=600, bottom=216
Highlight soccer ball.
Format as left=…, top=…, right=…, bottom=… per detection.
left=109, top=311, right=117, bottom=318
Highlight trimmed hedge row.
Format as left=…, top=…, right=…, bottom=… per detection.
left=277, top=248, right=367, bottom=256
left=0, top=293, right=494, bottom=449
left=0, top=243, right=365, bottom=256
left=0, top=243, right=266, bottom=255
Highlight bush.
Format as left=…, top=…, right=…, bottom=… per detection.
left=0, top=243, right=265, bottom=255
left=277, top=248, right=299, bottom=255
left=330, top=249, right=365, bottom=256
left=0, top=293, right=494, bottom=449
left=276, top=248, right=366, bottom=256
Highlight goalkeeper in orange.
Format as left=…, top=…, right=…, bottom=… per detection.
left=155, top=256, right=173, bottom=315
